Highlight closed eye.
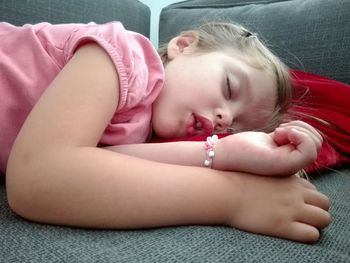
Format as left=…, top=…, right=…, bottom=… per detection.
left=226, top=77, right=232, bottom=99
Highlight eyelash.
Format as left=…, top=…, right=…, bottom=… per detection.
left=226, top=77, right=232, bottom=99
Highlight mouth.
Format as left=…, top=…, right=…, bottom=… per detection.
left=186, top=114, right=214, bottom=136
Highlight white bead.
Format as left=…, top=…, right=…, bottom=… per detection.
left=208, top=150, right=215, bottom=158
left=204, top=160, right=211, bottom=166
left=207, top=137, right=212, bottom=145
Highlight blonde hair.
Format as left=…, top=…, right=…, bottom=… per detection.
left=158, top=22, right=292, bottom=132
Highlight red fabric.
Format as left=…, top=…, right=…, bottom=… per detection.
left=152, top=70, right=350, bottom=173
left=290, top=70, right=350, bottom=172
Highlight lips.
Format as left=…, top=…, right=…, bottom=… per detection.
left=186, top=114, right=214, bottom=136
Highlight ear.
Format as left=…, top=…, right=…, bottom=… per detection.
left=167, top=32, right=198, bottom=60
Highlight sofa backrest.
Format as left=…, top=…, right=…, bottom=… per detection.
left=159, top=0, right=350, bottom=85
left=0, top=0, right=150, bottom=37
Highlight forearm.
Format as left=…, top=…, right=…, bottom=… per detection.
left=7, top=145, right=331, bottom=244
left=106, top=141, right=207, bottom=167
left=6, top=146, right=235, bottom=229
left=105, top=140, right=229, bottom=170
left=110, top=124, right=322, bottom=177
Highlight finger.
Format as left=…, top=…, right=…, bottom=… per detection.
left=279, top=121, right=323, bottom=148
left=273, top=128, right=318, bottom=169
left=304, top=189, right=330, bottom=211
left=298, top=204, right=332, bottom=229
left=288, top=126, right=322, bottom=151
left=279, top=120, right=319, bottom=134
left=279, top=121, right=323, bottom=143
left=283, top=222, right=320, bottom=243
left=274, top=126, right=320, bottom=154
left=288, top=128, right=318, bottom=164
left=272, top=127, right=293, bottom=146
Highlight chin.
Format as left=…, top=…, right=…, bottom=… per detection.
left=152, top=127, right=173, bottom=139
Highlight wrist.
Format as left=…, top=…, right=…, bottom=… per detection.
left=211, top=137, right=230, bottom=171
left=203, top=135, right=218, bottom=168
left=215, top=170, right=242, bottom=226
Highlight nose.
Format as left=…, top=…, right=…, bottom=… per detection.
left=214, top=108, right=232, bottom=132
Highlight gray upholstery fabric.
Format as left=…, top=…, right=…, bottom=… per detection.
left=1, top=0, right=350, bottom=262
left=0, top=0, right=150, bottom=37
left=1, top=169, right=350, bottom=262
left=159, top=0, right=350, bottom=85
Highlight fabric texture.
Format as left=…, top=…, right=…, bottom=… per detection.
left=0, top=22, right=164, bottom=174
left=0, top=0, right=151, bottom=38
left=290, top=70, right=350, bottom=172
left=1, top=169, right=350, bottom=262
left=159, top=0, right=350, bottom=85
left=1, top=0, right=350, bottom=262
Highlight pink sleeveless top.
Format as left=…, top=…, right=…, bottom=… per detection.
left=0, top=22, right=164, bottom=174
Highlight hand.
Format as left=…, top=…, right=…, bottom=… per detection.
left=226, top=173, right=331, bottom=243
left=216, top=121, right=323, bottom=176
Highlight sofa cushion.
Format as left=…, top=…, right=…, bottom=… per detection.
left=159, top=0, right=350, bottom=85
left=1, top=169, right=350, bottom=262
left=0, top=0, right=150, bottom=37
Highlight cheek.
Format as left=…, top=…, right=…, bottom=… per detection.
left=251, top=109, right=276, bottom=131
left=151, top=101, right=178, bottom=138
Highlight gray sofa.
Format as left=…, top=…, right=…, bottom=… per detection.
left=1, top=0, right=350, bottom=262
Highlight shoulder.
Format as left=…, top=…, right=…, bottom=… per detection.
left=64, top=22, right=164, bottom=110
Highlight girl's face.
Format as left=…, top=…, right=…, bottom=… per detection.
left=152, top=36, right=277, bottom=139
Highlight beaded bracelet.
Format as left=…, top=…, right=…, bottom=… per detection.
left=204, top=135, right=218, bottom=168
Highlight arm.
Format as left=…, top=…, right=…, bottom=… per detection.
left=105, top=141, right=209, bottom=167
left=106, top=120, right=322, bottom=176
left=5, top=43, right=230, bottom=229
left=6, top=44, right=330, bottom=243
